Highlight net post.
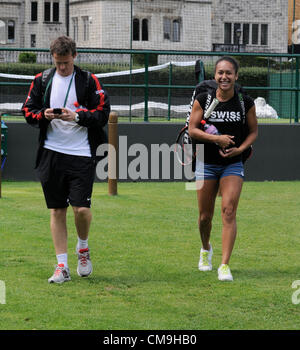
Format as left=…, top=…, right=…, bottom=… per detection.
left=144, top=52, right=149, bottom=122
left=108, top=111, right=118, bottom=196
left=295, top=57, right=299, bottom=123
left=0, top=112, right=2, bottom=198
left=167, top=62, right=172, bottom=121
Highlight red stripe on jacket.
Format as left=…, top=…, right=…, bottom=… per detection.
left=91, top=74, right=104, bottom=111
left=23, top=73, right=43, bottom=120
left=23, top=106, right=43, bottom=120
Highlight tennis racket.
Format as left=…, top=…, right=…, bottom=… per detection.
left=175, top=125, right=193, bottom=166
left=175, top=97, right=219, bottom=166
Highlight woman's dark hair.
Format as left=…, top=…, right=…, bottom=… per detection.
left=50, top=36, right=77, bottom=57
left=215, top=56, right=239, bottom=74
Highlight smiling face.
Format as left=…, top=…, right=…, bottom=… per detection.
left=214, top=59, right=238, bottom=92
left=52, top=52, right=76, bottom=77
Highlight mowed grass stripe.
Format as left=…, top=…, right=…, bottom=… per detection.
left=0, top=181, right=299, bottom=330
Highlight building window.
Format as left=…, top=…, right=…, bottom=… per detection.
left=224, top=22, right=268, bottom=46
left=224, top=23, right=231, bottom=44
left=142, top=19, right=148, bottom=41
left=0, top=20, right=16, bottom=44
left=133, top=18, right=139, bottom=41
left=44, top=2, right=51, bottom=22
left=164, top=18, right=181, bottom=42
left=31, top=34, right=36, bottom=47
left=53, top=2, right=59, bottom=22
left=173, top=19, right=180, bottom=42
left=83, top=17, right=89, bottom=41
left=252, top=24, right=259, bottom=45
left=72, top=17, right=78, bottom=41
left=7, top=20, right=15, bottom=43
left=261, top=24, right=268, bottom=45
left=242, top=23, right=250, bottom=45
left=0, top=20, right=5, bottom=44
left=163, top=18, right=171, bottom=40
left=233, top=23, right=241, bottom=45
left=44, top=1, right=59, bottom=22
left=133, top=18, right=149, bottom=41
left=31, top=2, right=38, bottom=22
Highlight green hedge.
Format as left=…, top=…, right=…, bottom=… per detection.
left=18, top=52, right=37, bottom=64
left=0, top=61, right=273, bottom=100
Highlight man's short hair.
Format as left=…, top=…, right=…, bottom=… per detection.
left=50, top=36, right=77, bottom=57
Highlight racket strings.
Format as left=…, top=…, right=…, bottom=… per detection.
left=175, top=127, right=195, bottom=166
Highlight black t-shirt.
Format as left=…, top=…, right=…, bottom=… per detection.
left=195, top=91, right=254, bottom=165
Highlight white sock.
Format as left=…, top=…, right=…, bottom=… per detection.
left=56, top=253, right=68, bottom=268
left=77, top=237, right=88, bottom=250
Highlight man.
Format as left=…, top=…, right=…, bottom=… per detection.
left=22, top=36, right=110, bottom=284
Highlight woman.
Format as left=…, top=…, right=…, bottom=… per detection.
left=188, top=56, right=258, bottom=281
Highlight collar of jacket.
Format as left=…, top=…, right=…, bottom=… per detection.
left=43, top=65, right=89, bottom=108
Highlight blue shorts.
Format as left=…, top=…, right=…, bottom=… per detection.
left=195, top=161, right=244, bottom=181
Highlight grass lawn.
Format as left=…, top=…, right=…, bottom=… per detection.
left=0, top=181, right=300, bottom=330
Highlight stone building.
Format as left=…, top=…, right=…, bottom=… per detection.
left=0, top=0, right=67, bottom=48
left=0, top=0, right=24, bottom=47
left=23, top=0, right=67, bottom=48
left=212, top=0, right=288, bottom=53
left=288, top=0, right=300, bottom=52
left=0, top=0, right=291, bottom=53
left=69, top=0, right=211, bottom=51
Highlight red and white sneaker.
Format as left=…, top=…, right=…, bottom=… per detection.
left=77, top=248, right=93, bottom=277
left=48, top=264, right=71, bottom=284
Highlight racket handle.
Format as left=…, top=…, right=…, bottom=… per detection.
left=204, top=98, right=219, bottom=119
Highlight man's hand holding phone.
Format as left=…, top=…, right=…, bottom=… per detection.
left=45, top=108, right=77, bottom=122
left=58, top=108, right=77, bottom=122
left=53, top=108, right=63, bottom=116
left=44, top=107, right=63, bottom=120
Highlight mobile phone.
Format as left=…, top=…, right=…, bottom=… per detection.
left=53, top=108, right=62, bottom=115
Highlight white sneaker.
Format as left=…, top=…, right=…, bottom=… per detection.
left=218, top=264, right=233, bottom=281
left=198, top=245, right=213, bottom=271
left=48, top=264, right=71, bottom=284
left=77, top=248, right=93, bottom=277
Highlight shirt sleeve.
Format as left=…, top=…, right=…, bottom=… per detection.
left=21, top=73, right=46, bottom=126
left=195, top=92, right=208, bottom=110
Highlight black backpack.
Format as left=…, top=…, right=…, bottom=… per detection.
left=175, top=79, right=252, bottom=170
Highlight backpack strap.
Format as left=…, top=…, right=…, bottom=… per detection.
left=83, top=70, right=91, bottom=105
left=238, top=92, right=246, bottom=124
left=42, top=68, right=55, bottom=105
left=185, top=80, right=217, bottom=127
left=237, top=90, right=253, bottom=163
left=185, top=88, right=197, bottom=128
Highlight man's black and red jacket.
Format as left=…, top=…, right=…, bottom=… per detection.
left=21, top=65, right=110, bottom=167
